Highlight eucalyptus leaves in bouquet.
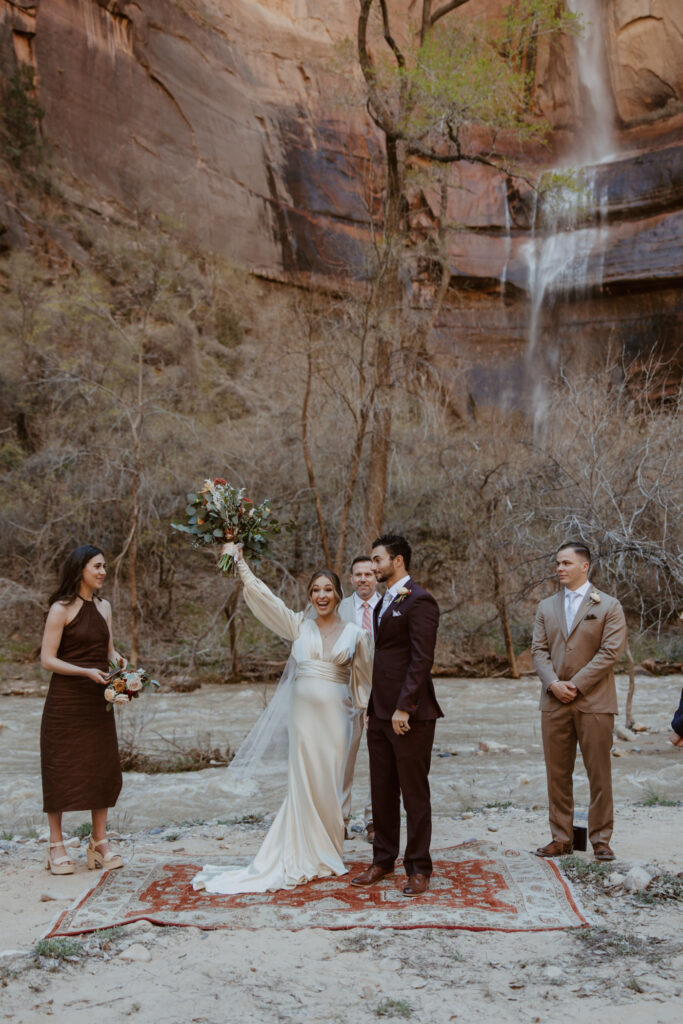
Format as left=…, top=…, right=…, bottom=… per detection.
left=172, top=478, right=280, bottom=572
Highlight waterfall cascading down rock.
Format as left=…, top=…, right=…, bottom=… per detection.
left=522, top=0, right=618, bottom=422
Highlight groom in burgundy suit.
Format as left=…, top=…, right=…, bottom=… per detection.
left=352, top=534, right=442, bottom=896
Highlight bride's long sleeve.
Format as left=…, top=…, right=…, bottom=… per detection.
left=350, top=628, right=373, bottom=709
left=237, top=559, right=304, bottom=643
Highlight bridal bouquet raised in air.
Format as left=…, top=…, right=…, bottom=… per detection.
left=103, top=664, right=160, bottom=711
left=171, top=478, right=280, bottom=573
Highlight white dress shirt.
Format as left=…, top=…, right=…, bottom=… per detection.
left=565, top=579, right=591, bottom=631
left=378, top=574, right=411, bottom=622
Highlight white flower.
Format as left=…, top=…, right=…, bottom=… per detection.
left=113, top=693, right=130, bottom=705
left=398, top=586, right=410, bottom=596
left=103, top=687, right=116, bottom=702
left=126, top=676, right=143, bottom=693
left=590, top=590, right=601, bottom=604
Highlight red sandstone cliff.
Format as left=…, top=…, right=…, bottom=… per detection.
left=0, top=1, right=681, bottom=383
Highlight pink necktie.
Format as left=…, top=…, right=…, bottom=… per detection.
left=361, top=601, right=372, bottom=635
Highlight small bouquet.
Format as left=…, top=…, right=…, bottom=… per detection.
left=103, top=663, right=160, bottom=711
left=171, top=478, right=280, bottom=573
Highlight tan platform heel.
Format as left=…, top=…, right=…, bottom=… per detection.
left=87, top=836, right=123, bottom=871
left=46, top=841, right=74, bottom=875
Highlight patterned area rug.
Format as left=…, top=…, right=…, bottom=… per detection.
left=46, top=840, right=587, bottom=936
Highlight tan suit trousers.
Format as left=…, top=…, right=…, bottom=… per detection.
left=342, top=709, right=373, bottom=827
left=541, top=703, right=614, bottom=847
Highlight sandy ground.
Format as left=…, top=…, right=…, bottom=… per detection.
left=0, top=673, right=681, bottom=1023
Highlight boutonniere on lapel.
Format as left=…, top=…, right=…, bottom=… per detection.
left=589, top=590, right=601, bottom=604
left=394, top=586, right=411, bottom=606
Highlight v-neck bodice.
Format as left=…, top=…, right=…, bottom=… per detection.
left=235, top=559, right=372, bottom=708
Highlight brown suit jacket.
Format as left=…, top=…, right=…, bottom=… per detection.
left=532, top=587, right=627, bottom=714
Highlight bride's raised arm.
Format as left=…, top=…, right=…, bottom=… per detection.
left=234, top=552, right=304, bottom=644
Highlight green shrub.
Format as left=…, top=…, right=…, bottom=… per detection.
left=1, top=64, right=44, bottom=167
left=34, top=937, right=84, bottom=960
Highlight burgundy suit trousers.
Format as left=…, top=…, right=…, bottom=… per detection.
left=367, top=715, right=436, bottom=877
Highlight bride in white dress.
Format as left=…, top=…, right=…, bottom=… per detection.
left=192, top=545, right=373, bottom=894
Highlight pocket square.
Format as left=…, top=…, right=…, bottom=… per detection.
left=392, top=610, right=402, bottom=617
left=584, top=613, right=598, bottom=620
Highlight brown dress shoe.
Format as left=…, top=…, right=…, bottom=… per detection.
left=402, top=873, right=429, bottom=897
left=593, top=842, right=615, bottom=861
left=535, top=839, right=573, bottom=858
left=351, top=863, right=394, bottom=887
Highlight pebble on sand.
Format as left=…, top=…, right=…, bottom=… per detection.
left=117, top=943, right=153, bottom=963
left=623, top=866, right=652, bottom=892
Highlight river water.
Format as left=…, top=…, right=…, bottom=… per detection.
left=1, top=674, right=681, bottom=834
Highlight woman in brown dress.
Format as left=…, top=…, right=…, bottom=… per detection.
left=40, top=545, right=126, bottom=874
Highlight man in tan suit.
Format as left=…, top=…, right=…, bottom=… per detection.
left=339, top=556, right=380, bottom=841
left=532, top=542, right=627, bottom=862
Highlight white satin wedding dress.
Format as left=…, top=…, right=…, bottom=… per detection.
left=192, top=559, right=372, bottom=894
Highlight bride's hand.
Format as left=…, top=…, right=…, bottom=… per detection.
left=221, top=541, right=242, bottom=562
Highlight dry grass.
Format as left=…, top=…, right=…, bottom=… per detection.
left=118, top=740, right=233, bottom=774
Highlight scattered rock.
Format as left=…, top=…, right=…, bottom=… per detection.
left=117, top=943, right=152, bottom=963
left=380, top=957, right=402, bottom=971
left=478, top=740, right=510, bottom=753
left=612, top=749, right=625, bottom=757
left=40, top=892, right=70, bottom=902
left=168, top=676, right=201, bottom=693
left=631, top=722, right=648, bottom=733
left=125, top=920, right=153, bottom=934
left=615, top=724, right=637, bottom=742
left=623, top=866, right=652, bottom=892
left=606, top=871, right=626, bottom=888
left=65, top=837, right=81, bottom=848
left=411, top=978, right=427, bottom=988
left=543, top=964, right=563, bottom=982
left=461, top=812, right=474, bottom=820
left=488, top=826, right=498, bottom=833
left=518, top=775, right=531, bottom=785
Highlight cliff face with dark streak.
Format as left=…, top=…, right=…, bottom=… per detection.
left=0, top=0, right=378, bottom=278
left=0, top=0, right=682, bottom=392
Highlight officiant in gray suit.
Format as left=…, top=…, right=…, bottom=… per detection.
left=339, top=555, right=380, bottom=842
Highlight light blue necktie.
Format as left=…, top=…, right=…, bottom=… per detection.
left=566, top=591, right=581, bottom=631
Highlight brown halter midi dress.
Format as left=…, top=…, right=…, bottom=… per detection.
left=40, top=598, right=122, bottom=813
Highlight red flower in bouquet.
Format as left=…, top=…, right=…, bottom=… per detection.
left=103, top=665, right=160, bottom=712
